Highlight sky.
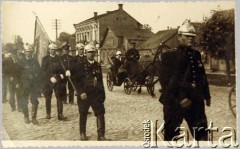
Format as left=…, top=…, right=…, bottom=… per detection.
left=1, top=0, right=235, bottom=44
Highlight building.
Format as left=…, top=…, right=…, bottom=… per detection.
left=73, top=4, right=154, bottom=64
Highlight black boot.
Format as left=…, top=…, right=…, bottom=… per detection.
left=80, top=114, right=88, bottom=141
left=32, top=105, right=39, bottom=125
left=57, top=100, right=67, bottom=121
left=46, top=98, right=51, bottom=119
left=97, top=114, right=109, bottom=141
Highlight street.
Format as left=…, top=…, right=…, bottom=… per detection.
left=2, top=75, right=237, bottom=141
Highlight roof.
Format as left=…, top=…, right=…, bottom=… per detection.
left=108, top=26, right=154, bottom=40
left=137, top=29, right=178, bottom=50
left=75, top=10, right=119, bottom=26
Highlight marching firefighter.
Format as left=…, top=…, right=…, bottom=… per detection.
left=73, top=44, right=108, bottom=141
left=41, top=43, right=67, bottom=121
left=158, top=20, right=211, bottom=141
left=60, top=42, right=75, bottom=104
left=75, top=43, right=86, bottom=64
left=19, top=45, right=41, bottom=124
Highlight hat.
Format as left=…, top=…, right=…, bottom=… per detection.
left=25, top=45, right=33, bottom=52
left=84, top=44, right=96, bottom=52
left=76, top=43, right=85, bottom=49
left=116, top=51, right=122, bottom=55
left=61, top=42, right=70, bottom=51
left=49, top=43, right=58, bottom=50
left=178, top=19, right=196, bottom=36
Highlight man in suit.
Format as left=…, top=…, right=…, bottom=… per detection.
left=74, top=44, right=108, bottom=141
left=41, top=43, right=67, bottom=121
left=125, top=42, right=140, bottom=77
left=158, top=20, right=211, bottom=141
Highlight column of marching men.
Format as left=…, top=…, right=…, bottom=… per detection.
left=2, top=42, right=109, bottom=141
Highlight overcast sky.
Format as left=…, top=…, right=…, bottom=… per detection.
left=2, top=0, right=235, bottom=44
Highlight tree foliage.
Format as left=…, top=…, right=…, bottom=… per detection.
left=200, top=9, right=234, bottom=59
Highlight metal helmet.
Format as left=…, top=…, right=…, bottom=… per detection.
left=84, top=44, right=96, bottom=52
left=116, top=51, right=122, bottom=55
left=25, top=45, right=33, bottom=52
left=76, top=43, right=85, bottom=49
left=178, top=19, right=196, bottom=36
left=48, top=43, right=58, bottom=50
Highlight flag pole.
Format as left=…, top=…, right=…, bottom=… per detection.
left=32, top=11, right=52, bottom=43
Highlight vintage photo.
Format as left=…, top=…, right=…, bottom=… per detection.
left=1, top=0, right=237, bottom=148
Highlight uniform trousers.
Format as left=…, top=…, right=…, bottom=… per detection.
left=21, top=87, right=39, bottom=118
left=163, top=87, right=208, bottom=141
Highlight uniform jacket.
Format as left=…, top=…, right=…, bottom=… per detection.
left=41, top=55, right=64, bottom=89
left=125, top=48, right=140, bottom=61
left=19, top=57, right=41, bottom=89
left=74, top=58, right=105, bottom=102
left=158, top=46, right=211, bottom=105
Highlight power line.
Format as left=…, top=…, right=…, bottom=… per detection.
left=52, top=19, right=61, bottom=42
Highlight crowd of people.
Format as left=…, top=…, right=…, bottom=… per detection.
left=2, top=20, right=211, bottom=141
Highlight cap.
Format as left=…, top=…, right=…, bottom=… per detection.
left=25, top=45, right=33, bottom=52
left=76, top=43, right=85, bottom=49
left=61, top=42, right=70, bottom=51
left=178, top=19, right=196, bottom=36
left=84, top=44, right=96, bottom=52
left=116, top=51, right=122, bottom=55
left=49, top=43, right=58, bottom=50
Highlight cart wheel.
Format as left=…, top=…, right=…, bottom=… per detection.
left=106, top=70, right=114, bottom=91
left=228, top=85, right=236, bottom=118
left=132, top=82, right=138, bottom=91
left=124, top=78, right=132, bottom=95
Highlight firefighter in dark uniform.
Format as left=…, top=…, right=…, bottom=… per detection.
left=3, top=52, right=12, bottom=103
left=124, top=42, right=140, bottom=77
left=41, top=43, right=67, bottom=120
left=74, top=44, right=108, bottom=141
left=7, top=49, right=22, bottom=112
left=19, top=45, right=41, bottom=124
left=158, top=20, right=211, bottom=141
left=75, top=43, right=86, bottom=64
left=60, top=42, right=75, bottom=104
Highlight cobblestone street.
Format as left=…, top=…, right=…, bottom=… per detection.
left=2, top=75, right=237, bottom=141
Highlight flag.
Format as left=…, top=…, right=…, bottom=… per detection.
left=33, top=17, right=51, bottom=66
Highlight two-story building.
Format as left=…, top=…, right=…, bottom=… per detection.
left=73, top=4, right=154, bottom=65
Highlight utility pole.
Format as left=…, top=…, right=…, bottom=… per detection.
left=52, top=19, right=61, bottom=42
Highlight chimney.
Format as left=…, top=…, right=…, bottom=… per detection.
left=118, top=4, right=123, bottom=10
left=94, top=12, right=98, bottom=17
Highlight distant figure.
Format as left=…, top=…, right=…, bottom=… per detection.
left=124, top=42, right=140, bottom=77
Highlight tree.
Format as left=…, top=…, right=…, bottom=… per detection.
left=58, top=32, right=76, bottom=51
left=199, top=9, right=234, bottom=83
left=3, top=43, right=15, bottom=53
left=14, top=35, right=24, bottom=51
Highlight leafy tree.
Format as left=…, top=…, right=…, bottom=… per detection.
left=14, top=35, right=24, bottom=51
left=3, top=43, right=15, bottom=53
left=200, top=9, right=234, bottom=83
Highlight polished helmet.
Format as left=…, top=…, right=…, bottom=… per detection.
left=116, top=51, right=122, bottom=55
left=76, top=43, right=85, bottom=49
left=178, top=19, right=196, bottom=36
left=25, top=45, right=33, bottom=52
left=84, top=44, right=96, bottom=52
left=48, top=43, right=58, bottom=50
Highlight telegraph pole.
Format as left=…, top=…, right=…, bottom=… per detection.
left=52, top=19, right=61, bottom=42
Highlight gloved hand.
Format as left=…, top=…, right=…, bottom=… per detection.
left=180, top=98, right=192, bottom=108
left=60, top=74, right=64, bottom=79
left=50, top=77, right=57, bottom=83
left=65, top=70, right=71, bottom=77
left=80, top=93, right=87, bottom=100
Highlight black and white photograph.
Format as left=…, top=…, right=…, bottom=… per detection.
left=1, top=0, right=237, bottom=148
